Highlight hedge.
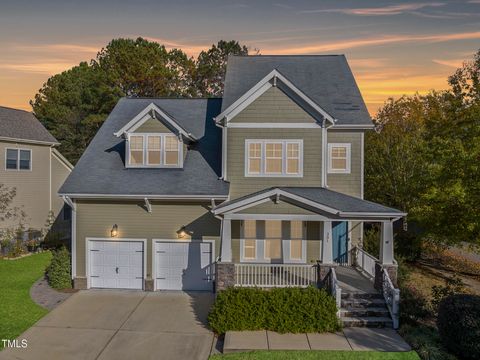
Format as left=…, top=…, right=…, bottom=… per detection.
left=46, top=247, right=72, bottom=289
left=208, top=287, right=340, bottom=334
left=437, top=294, right=480, bottom=360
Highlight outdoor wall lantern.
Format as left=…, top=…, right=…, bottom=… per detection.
left=177, top=225, right=187, bottom=238
left=111, top=224, right=118, bottom=237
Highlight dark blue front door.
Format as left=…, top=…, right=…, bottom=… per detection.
left=332, top=221, right=348, bottom=263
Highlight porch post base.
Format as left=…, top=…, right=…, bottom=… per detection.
left=73, top=277, right=87, bottom=290
left=144, top=278, right=154, bottom=292
left=215, top=262, right=235, bottom=292
left=317, top=262, right=337, bottom=288
left=374, top=262, right=398, bottom=291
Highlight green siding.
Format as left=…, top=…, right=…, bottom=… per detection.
left=0, top=141, right=52, bottom=230
left=230, top=87, right=317, bottom=123
left=134, top=118, right=172, bottom=133
left=327, top=131, right=362, bottom=197
left=238, top=199, right=319, bottom=215
left=75, top=201, right=220, bottom=278
left=227, top=128, right=322, bottom=198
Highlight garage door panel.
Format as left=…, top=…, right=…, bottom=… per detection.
left=155, top=241, right=213, bottom=291
left=89, top=240, right=144, bottom=290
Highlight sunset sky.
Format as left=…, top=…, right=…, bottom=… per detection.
left=1, top=0, right=479, bottom=115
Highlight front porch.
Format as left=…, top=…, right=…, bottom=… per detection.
left=212, top=187, right=404, bottom=328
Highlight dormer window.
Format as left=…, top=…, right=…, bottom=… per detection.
left=127, top=133, right=182, bottom=168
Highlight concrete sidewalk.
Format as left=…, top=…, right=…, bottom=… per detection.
left=223, top=328, right=411, bottom=353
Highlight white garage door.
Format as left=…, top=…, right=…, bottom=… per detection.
left=89, top=240, right=144, bottom=290
left=155, top=241, right=213, bottom=291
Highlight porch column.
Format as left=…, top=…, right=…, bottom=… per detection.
left=375, top=220, right=398, bottom=290
left=379, top=221, right=394, bottom=265
left=220, top=218, right=232, bottom=262
left=321, top=221, right=333, bottom=264
left=318, top=221, right=335, bottom=288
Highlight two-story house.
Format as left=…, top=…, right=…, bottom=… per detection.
left=0, top=106, right=73, bottom=239
left=60, top=56, right=404, bottom=318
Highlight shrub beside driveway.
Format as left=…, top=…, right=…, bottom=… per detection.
left=0, top=252, right=51, bottom=349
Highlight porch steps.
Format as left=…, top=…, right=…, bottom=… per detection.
left=339, top=292, right=393, bottom=328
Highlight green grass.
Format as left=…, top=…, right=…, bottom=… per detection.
left=210, top=350, right=420, bottom=360
left=0, top=252, right=52, bottom=349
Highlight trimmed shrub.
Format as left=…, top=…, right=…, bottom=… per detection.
left=46, top=247, right=72, bottom=289
left=437, top=294, right=480, bottom=360
left=399, top=324, right=457, bottom=360
left=208, top=287, right=340, bottom=334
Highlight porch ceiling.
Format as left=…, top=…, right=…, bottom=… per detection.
left=212, top=187, right=406, bottom=220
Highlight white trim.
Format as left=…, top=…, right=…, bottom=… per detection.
left=215, top=69, right=335, bottom=125
left=244, top=139, right=303, bottom=178
left=360, top=132, right=364, bottom=199
left=240, top=220, right=262, bottom=263
left=0, top=136, right=59, bottom=146
left=321, top=124, right=326, bottom=187
left=114, top=103, right=195, bottom=140
left=152, top=239, right=215, bottom=291
left=214, top=188, right=406, bottom=219
left=5, top=147, right=32, bottom=171
left=49, top=147, right=52, bottom=211
left=126, top=133, right=183, bottom=168
left=59, top=193, right=228, bottom=200
left=331, top=124, right=375, bottom=130
left=66, top=197, right=76, bottom=279
left=86, top=237, right=147, bottom=290
left=222, top=127, right=227, bottom=180
left=327, top=143, right=351, bottom=174
left=228, top=122, right=321, bottom=129
left=226, top=214, right=331, bottom=221
left=51, top=148, right=74, bottom=171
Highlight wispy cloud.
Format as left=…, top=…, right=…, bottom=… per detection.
left=432, top=59, right=466, bottom=68
left=0, top=62, right=78, bottom=74
left=262, top=31, right=480, bottom=54
left=299, top=3, right=445, bottom=16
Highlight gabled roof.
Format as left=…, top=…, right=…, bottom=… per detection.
left=222, top=55, right=373, bottom=126
left=215, top=69, right=335, bottom=125
left=0, top=106, right=58, bottom=145
left=60, top=98, right=229, bottom=198
left=212, top=187, right=405, bottom=219
left=113, top=102, right=196, bottom=141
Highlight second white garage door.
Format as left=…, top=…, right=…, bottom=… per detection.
left=154, top=241, right=213, bottom=291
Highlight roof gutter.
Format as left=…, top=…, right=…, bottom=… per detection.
left=0, top=136, right=59, bottom=146
left=58, top=193, right=229, bottom=201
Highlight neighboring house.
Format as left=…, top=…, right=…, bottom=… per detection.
left=60, top=56, right=404, bottom=324
left=0, top=106, right=73, bottom=239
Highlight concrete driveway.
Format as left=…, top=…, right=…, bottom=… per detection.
left=0, top=290, right=215, bottom=360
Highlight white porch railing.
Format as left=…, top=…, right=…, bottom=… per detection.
left=383, top=269, right=400, bottom=329
left=326, top=267, right=342, bottom=316
left=352, top=247, right=378, bottom=279
left=234, top=264, right=317, bottom=288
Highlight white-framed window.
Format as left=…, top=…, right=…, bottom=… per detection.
left=328, top=143, right=351, bottom=174
left=241, top=220, right=257, bottom=261
left=264, top=220, right=282, bottom=260
left=5, top=148, right=31, bottom=171
left=287, top=221, right=306, bottom=263
left=240, top=220, right=306, bottom=263
left=245, top=139, right=303, bottom=177
left=127, top=133, right=182, bottom=168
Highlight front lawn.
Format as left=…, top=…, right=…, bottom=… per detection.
left=210, top=350, right=420, bottom=360
left=0, top=252, right=52, bottom=349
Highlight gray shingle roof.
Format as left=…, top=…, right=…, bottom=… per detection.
left=222, top=55, right=372, bottom=126
left=213, top=187, right=403, bottom=215
left=0, top=106, right=58, bottom=144
left=59, top=98, right=229, bottom=197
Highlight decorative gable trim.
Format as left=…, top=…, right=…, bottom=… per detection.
left=113, top=103, right=196, bottom=141
left=212, top=187, right=406, bottom=219
left=214, top=69, right=336, bottom=126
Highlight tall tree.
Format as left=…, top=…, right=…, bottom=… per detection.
left=195, top=40, right=250, bottom=97
left=32, top=38, right=251, bottom=164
